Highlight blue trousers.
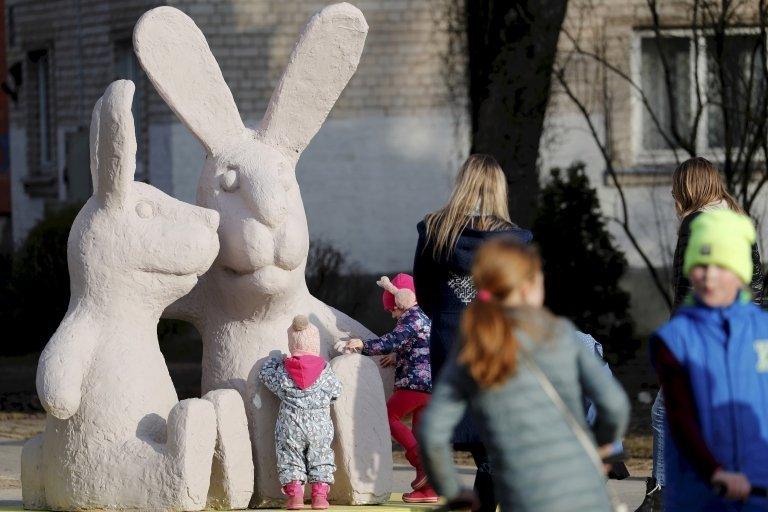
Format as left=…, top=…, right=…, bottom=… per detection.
left=651, top=391, right=666, bottom=486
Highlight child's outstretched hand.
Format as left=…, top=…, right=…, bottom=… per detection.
left=335, top=339, right=364, bottom=354
left=346, top=339, right=364, bottom=352
left=379, top=353, right=396, bottom=368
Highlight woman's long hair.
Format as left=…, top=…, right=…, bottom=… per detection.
left=672, top=157, right=743, bottom=218
left=459, top=238, right=547, bottom=388
left=424, top=154, right=512, bottom=260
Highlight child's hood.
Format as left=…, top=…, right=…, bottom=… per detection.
left=284, top=354, right=327, bottom=390
left=418, top=220, right=533, bottom=272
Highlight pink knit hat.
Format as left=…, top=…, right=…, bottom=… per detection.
left=287, top=315, right=321, bottom=356
left=379, top=273, right=417, bottom=311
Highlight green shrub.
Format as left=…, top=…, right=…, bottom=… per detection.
left=0, top=204, right=81, bottom=355
left=534, top=162, right=637, bottom=363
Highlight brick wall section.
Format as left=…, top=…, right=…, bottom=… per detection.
left=165, top=0, right=464, bottom=122
left=7, top=0, right=163, bottom=181
left=8, top=0, right=466, bottom=186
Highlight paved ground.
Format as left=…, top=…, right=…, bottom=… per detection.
left=0, top=434, right=646, bottom=511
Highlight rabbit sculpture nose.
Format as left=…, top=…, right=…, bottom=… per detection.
left=237, top=173, right=289, bottom=230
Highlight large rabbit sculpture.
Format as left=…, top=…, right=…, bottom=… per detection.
left=134, top=3, right=393, bottom=505
left=20, top=80, right=254, bottom=511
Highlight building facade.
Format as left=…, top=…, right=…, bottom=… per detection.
left=7, top=0, right=467, bottom=273
left=543, top=0, right=768, bottom=326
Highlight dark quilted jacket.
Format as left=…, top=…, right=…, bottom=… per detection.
left=672, top=210, right=764, bottom=312
left=413, top=219, right=533, bottom=444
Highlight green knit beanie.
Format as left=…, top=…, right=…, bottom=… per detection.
left=683, top=209, right=756, bottom=284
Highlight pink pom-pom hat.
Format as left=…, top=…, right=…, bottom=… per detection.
left=381, top=273, right=416, bottom=311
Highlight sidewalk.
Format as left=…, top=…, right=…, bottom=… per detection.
left=0, top=435, right=646, bottom=511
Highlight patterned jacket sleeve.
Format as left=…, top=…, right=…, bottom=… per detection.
left=750, top=243, right=764, bottom=306
left=672, top=213, right=696, bottom=311
left=362, top=323, right=416, bottom=356
left=258, top=357, right=286, bottom=399
left=325, top=369, right=343, bottom=402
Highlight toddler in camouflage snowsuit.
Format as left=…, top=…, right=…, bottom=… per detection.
left=259, top=315, right=342, bottom=510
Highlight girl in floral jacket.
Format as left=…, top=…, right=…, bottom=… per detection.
left=343, top=274, right=436, bottom=503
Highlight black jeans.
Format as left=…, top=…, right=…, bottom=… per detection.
left=469, top=444, right=496, bottom=512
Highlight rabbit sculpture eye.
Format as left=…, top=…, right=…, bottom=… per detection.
left=220, top=167, right=239, bottom=192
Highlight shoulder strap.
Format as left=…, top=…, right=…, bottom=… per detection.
left=518, top=346, right=604, bottom=472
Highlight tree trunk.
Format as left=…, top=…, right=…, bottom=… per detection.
left=467, top=0, right=569, bottom=227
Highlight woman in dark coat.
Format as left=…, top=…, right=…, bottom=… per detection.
left=413, top=153, right=532, bottom=511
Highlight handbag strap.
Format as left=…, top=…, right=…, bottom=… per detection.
left=518, top=347, right=604, bottom=472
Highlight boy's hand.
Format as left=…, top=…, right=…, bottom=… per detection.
left=712, top=469, right=751, bottom=500
left=379, top=353, right=396, bottom=368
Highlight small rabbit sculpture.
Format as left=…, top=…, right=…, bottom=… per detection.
left=134, top=3, right=392, bottom=505
left=20, top=80, right=253, bottom=511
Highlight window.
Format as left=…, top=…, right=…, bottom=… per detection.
left=706, top=35, right=767, bottom=148
left=636, top=31, right=767, bottom=158
left=29, top=48, right=53, bottom=168
left=640, top=37, right=691, bottom=150
left=114, top=39, right=145, bottom=179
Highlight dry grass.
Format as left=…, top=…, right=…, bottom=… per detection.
left=0, top=412, right=45, bottom=440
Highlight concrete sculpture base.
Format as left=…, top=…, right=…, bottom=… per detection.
left=329, top=355, right=393, bottom=504
left=20, top=81, right=253, bottom=511
left=134, top=3, right=392, bottom=505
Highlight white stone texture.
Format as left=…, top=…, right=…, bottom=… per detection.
left=203, top=389, right=255, bottom=510
left=134, top=4, right=392, bottom=505
left=20, top=80, right=240, bottom=511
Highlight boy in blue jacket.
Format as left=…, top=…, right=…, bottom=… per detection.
left=651, top=209, right=768, bottom=511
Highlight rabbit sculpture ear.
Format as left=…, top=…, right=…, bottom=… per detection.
left=257, top=3, right=368, bottom=157
left=94, top=80, right=136, bottom=209
left=89, top=96, right=103, bottom=195
left=133, top=7, right=247, bottom=155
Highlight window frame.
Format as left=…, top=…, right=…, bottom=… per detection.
left=630, top=26, right=766, bottom=166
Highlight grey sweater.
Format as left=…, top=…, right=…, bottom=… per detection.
left=418, top=308, right=630, bottom=512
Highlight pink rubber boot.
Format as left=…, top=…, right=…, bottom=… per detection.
left=403, top=485, right=439, bottom=504
left=311, top=482, right=330, bottom=510
left=283, top=481, right=304, bottom=510
left=405, top=447, right=428, bottom=490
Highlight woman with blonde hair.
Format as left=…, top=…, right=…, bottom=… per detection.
left=417, top=238, right=629, bottom=511
left=638, top=157, right=765, bottom=512
left=413, top=153, right=531, bottom=511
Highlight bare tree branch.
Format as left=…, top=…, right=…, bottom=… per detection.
left=560, top=27, right=683, bottom=162
left=553, top=65, right=674, bottom=309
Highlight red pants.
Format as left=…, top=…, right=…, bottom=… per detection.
left=387, top=389, right=431, bottom=451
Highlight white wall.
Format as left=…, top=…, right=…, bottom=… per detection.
left=297, top=111, right=467, bottom=272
